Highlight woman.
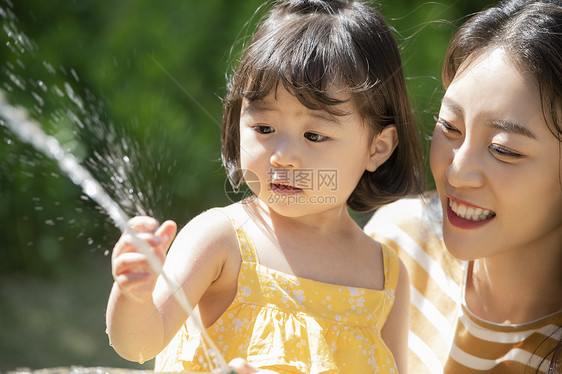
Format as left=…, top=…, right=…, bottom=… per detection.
left=365, top=0, right=562, bottom=372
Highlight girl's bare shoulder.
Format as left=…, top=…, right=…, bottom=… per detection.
left=170, top=203, right=244, bottom=260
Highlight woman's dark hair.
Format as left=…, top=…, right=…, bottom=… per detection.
left=443, top=0, right=562, bottom=142
left=444, top=1, right=562, bottom=372
left=221, top=0, right=425, bottom=212
left=534, top=326, right=562, bottom=373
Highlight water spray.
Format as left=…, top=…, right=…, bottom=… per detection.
left=0, top=91, right=233, bottom=373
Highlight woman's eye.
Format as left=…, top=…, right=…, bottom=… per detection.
left=253, top=125, right=274, bottom=134
left=304, top=132, right=329, bottom=142
left=489, top=144, right=523, bottom=159
left=434, top=116, right=460, bottom=134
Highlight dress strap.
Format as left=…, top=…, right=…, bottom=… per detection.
left=381, top=243, right=400, bottom=292
left=231, top=220, right=259, bottom=264
left=211, top=208, right=259, bottom=264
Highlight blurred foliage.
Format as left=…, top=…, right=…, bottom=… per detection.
left=0, top=0, right=492, bottom=275
left=0, top=0, right=493, bottom=369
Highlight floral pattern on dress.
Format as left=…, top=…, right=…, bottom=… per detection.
left=155, top=219, right=400, bottom=374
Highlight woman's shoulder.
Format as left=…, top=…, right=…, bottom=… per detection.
left=374, top=192, right=440, bottom=219
left=364, top=192, right=442, bottom=235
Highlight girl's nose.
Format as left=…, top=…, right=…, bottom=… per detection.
left=446, top=140, right=485, bottom=189
left=269, top=137, right=300, bottom=169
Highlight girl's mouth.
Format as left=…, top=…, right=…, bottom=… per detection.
left=270, top=183, right=302, bottom=195
left=447, top=198, right=496, bottom=228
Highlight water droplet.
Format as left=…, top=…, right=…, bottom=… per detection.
left=53, top=85, right=64, bottom=97
left=7, top=72, right=25, bottom=90
left=64, top=81, right=84, bottom=110
left=37, top=80, right=47, bottom=92
left=31, top=91, right=44, bottom=107
left=42, top=61, right=56, bottom=75
left=70, top=68, right=80, bottom=82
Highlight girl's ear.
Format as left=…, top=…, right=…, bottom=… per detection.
left=366, top=125, right=398, bottom=172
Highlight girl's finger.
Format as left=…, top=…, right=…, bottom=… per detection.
left=112, top=252, right=153, bottom=276
left=114, top=270, right=152, bottom=286
left=127, top=216, right=159, bottom=233
left=113, top=232, right=160, bottom=258
left=114, top=273, right=157, bottom=302
left=154, top=220, right=177, bottom=256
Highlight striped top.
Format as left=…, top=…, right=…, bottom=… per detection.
left=364, top=193, right=562, bottom=373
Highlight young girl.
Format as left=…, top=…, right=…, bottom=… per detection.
left=365, top=0, right=562, bottom=372
left=106, top=0, right=425, bottom=373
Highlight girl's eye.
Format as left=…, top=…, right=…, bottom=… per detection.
left=304, top=132, right=329, bottom=142
left=434, top=116, right=460, bottom=134
left=489, top=144, right=523, bottom=160
left=253, top=125, right=274, bottom=134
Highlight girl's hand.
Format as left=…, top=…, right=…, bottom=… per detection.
left=111, top=216, right=177, bottom=302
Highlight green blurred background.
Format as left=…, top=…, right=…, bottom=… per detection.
left=0, top=0, right=491, bottom=371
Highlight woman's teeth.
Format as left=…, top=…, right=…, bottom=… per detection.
left=449, top=200, right=495, bottom=221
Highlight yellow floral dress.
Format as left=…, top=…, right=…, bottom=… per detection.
left=155, top=219, right=400, bottom=373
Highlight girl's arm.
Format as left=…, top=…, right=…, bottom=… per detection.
left=106, top=210, right=239, bottom=362
left=381, top=258, right=410, bottom=374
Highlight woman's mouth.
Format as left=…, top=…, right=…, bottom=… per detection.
left=447, top=198, right=496, bottom=228
left=449, top=199, right=495, bottom=221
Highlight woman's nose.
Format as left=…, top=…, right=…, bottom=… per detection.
left=446, top=140, right=485, bottom=189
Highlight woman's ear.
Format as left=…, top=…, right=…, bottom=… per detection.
left=366, top=125, right=398, bottom=172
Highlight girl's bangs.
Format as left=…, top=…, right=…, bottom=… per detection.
left=237, top=16, right=373, bottom=116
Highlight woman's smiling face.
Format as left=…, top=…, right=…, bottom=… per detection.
left=430, top=48, right=562, bottom=261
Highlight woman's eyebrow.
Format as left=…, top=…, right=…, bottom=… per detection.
left=441, top=96, right=464, bottom=116
left=441, top=96, right=536, bottom=139
left=488, top=119, right=536, bottom=139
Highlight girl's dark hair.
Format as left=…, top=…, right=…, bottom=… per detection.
left=221, top=0, right=425, bottom=212
left=443, top=0, right=562, bottom=142
left=444, top=1, right=562, bottom=372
